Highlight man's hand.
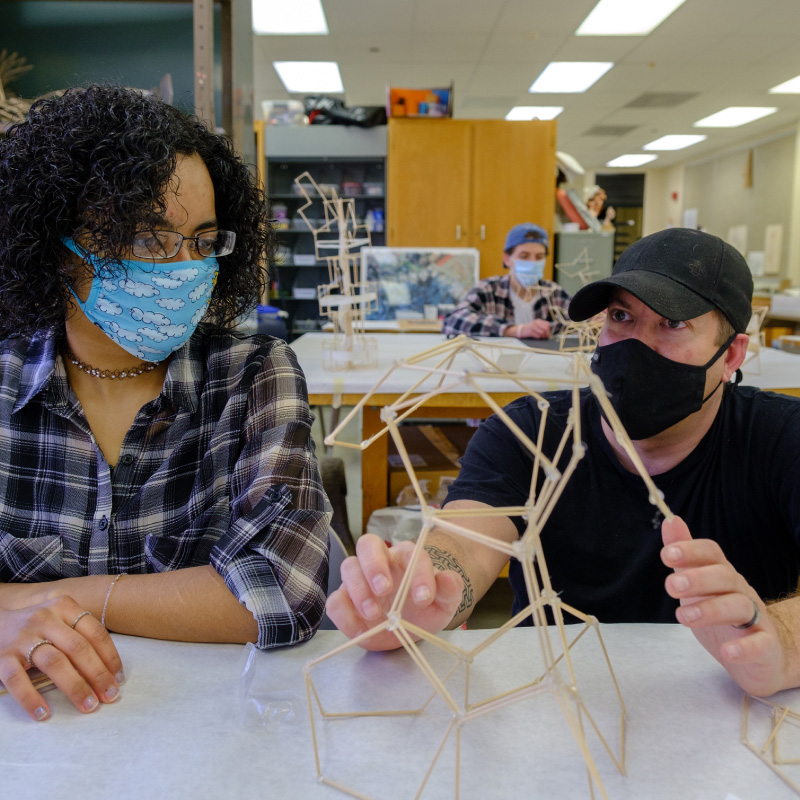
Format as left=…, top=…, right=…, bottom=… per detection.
left=508, top=319, right=552, bottom=340
left=661, top=515, right=792, bottom=696
left=326, top=534, right=464, bottom=651
left=0, top=596, right=124, bottom=721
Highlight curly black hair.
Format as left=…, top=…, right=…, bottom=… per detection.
left=0, top=84, right=274, bottom=338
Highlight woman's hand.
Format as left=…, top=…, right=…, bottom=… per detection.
left=0, top=596, right=124, bottom=721
left=326, top=535, right=464, bottom=651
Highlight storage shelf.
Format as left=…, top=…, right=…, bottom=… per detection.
left=256, top=132, right=386, bottom=342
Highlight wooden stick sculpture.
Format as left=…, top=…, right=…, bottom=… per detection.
left=533, top=281, right=604, bottom=353
left=743, top=693, right=800, bottom=794
left=304, top=336, right=674, bottom=799
left=293, top=171, right=378, bottom=370
left=536, top=248, right=604, bottom=352
left=0, top=50, right=35, bottom=127
left=554, top=247, right=597, bottom=287
left=742, top=306, right=768, bottom=374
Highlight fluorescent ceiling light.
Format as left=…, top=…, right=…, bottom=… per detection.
left=273, top=62, right=344, bottom=94
left=643, top=134, right=707, bottom=151
left=605, top=154, right=658, bottom=168
left=769, top=74, right=800, bottom=94
left=253, top=0, right=328, bottom=35
left=694, top=107, right=778, bottom=127
left=505, top=106, right=563, bottom=121
left=576, top=0, right=688, bottom=36
left=529, top=62, right=614, bottom=93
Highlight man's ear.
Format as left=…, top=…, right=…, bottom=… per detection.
left=722, top=333, right=749, bottom=382
left=502, top=252, right=513, bottom=270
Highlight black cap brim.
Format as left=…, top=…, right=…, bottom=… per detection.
left=568, top=269, right=716, bottom=323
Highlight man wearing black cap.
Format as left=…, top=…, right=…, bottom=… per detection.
left=441, top=222, right=571, bottom=339
left=329, top=228, right=800, bottom=697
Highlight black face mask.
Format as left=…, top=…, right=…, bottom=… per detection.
left=590, top=334, right=737, bottom=440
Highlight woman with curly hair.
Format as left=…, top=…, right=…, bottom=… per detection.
left=0, top=85, right=330, bottom=722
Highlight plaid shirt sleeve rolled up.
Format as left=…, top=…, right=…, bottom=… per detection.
left=441, top=275, right=572, bottom=336
left=0, top=325, right=331, bottom=649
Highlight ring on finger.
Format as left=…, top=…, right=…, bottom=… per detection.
left=70, top=610, right=92, bottom=629
left=732, top=598, right=761, bottom=630
left=26, top=639, right=54, bottom=668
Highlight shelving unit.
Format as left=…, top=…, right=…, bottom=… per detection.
left=254, top=123, right=388, bottom=340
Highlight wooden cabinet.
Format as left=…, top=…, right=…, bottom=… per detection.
left=387, top=119, right=557, bottom=279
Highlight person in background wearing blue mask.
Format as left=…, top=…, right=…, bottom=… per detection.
left=0, top=85, right=330, bottom=722
left=441, top=223, right=571, bottom=339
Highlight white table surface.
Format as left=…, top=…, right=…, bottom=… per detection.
left=290, top=333, right=800, bottom=396
left=2, top=626, right=797, bottom=800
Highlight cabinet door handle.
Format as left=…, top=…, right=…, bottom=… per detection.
left=455, top=224, right=462, bottom=241
left=480, top=224, right=486, bottom=241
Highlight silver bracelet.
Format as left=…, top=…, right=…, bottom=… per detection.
left=100, top=573, right=127, bottom=628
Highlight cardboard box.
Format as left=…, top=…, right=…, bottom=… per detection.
left=387, top=424, right=477, bottom=506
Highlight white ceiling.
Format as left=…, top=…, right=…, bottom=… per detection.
left=252, top=0, right=800, bottom=172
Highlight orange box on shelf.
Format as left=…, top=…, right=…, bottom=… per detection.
left=386, top=83, right=453, bottom=119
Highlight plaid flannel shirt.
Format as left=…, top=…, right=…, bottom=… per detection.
left=441, top=274, right=571, bottom=337
left=0, top=325, right=330, bottom=649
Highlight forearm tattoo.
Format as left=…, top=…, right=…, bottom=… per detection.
left=424, top=544, right=474, bottom=617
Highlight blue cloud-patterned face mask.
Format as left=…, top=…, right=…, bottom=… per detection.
left=63, top=238, right=218, bottom=362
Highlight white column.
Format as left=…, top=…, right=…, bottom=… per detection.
left=786, top=124, right=800, bottom=285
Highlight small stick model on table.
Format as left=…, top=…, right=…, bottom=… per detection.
left=293, top=171, right=378, bottom=370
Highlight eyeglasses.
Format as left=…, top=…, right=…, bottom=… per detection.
left=131, top=229, right=236, bottom=260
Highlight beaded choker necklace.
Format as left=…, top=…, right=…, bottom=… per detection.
left=63, top=348, right=159, bottom=380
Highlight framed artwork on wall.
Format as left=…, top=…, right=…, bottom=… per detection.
left=361, top=247, right=479, bottom=320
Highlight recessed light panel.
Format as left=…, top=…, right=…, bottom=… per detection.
left=253, top=0, right=328, bottom=34
left=769, top=75, right=800, bottom=94
left=576, top=0, right=688, bottom=36
left=694, top=107, right=778, bottom=127
left=605, top=154, right=658, bottom=168
left=273, top=62, right=344, bottom=94
left=505, top=106, right=564, bottom=121
left=643, top=135, right=707, bottom=151
left=529, top=62, right=614, bottom=93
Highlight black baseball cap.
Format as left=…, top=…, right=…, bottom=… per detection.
left=568, top=228, right=754, bottom=332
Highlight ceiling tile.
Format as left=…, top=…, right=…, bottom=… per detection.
left=250, top=0, right=800, bottom=171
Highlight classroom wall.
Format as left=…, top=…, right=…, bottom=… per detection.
left=642, top=165, right=684, bottom=236
left=642, top=124, right=800, bottom=285
left=683, top=132, right=795, bottom=276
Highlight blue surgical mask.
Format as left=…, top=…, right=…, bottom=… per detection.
left=513, top=258, right=545, bottom=288
left=63, top=238, right=218, bottom=362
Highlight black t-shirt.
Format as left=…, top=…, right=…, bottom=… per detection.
left=447, top=385, right=800, bottom=624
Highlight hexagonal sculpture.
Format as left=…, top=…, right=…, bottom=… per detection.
left=308, top=336, right=673, bottom=799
